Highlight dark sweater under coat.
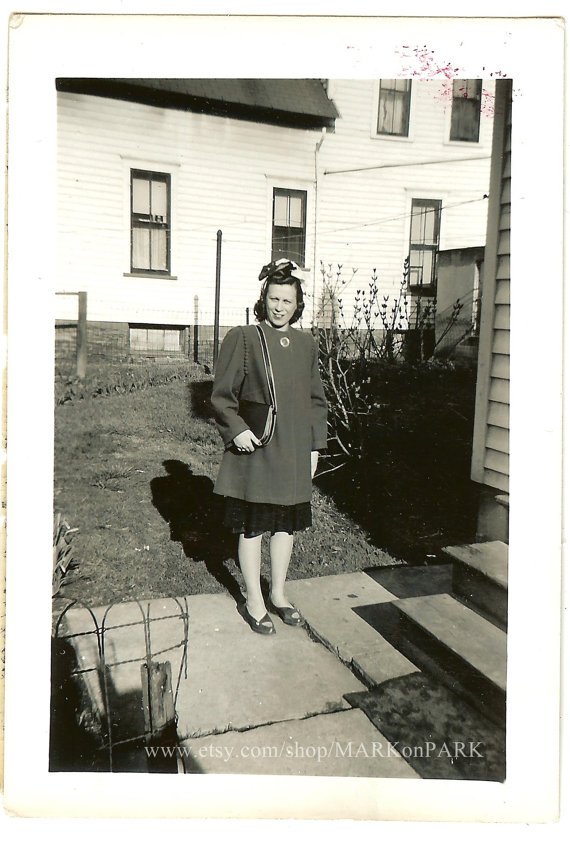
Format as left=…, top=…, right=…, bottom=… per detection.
left=211, top=322, right=328, bottom=505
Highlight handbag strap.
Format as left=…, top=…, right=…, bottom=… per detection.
left=256, top=324, right=277, bottom=412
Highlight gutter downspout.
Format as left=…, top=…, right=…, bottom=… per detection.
left=313, top=126, right=327, bottom=328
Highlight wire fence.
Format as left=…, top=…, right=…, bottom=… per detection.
left=51, top=596, right=190, bottom=772
left=55, top=292, right=253, bottom=376
left=55, top=286, right=476, bottom=380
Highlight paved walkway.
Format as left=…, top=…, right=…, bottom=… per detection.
left=57, top=570, right=421, bottom=778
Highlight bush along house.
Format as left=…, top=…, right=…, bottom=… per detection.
left=55, top=77, right=494, bottom=368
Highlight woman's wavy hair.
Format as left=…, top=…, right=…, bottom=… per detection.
left=253, top=259, right=305, bottom=324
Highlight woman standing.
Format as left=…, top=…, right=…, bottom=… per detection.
left=211, top=259, right=328, bottom=635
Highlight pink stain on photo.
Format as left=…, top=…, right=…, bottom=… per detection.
left=396, top=45, right=511, bottom=118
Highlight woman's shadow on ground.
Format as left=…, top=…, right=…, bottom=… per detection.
left=150, top=460, right=243, bottom=602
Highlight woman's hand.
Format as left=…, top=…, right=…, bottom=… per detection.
left=311, top=450, right=319, bottom=478
left=233, top=430, right=262, bottom=453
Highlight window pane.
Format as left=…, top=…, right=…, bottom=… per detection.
left=164, top=330, right=180, bottom=351
left=273, top=193, right=289, bottom=226
left=452, top=79, right=466, bottom=99
left=152, top=180, right=168, bottom=220
left=410, top=206, right=423, bottom=242
left=150, top=330, right=161, bottom=350
left=409, top=257, right=423, bottom=286
left=409, top=199, right=440, bottom=289
left=129, top=328, right=148, bottom=349
left=423, top=207, right=437, bottom=243
left=380, top=92, right=402, bottom=134
left=289, top=195, right=303, bottom=228
left=411, top=201, right=440, bottom=244
left=272, top=189, right=306, bottom=266
left=378, top=82, right=410, bottom=136
left=450, top=79, right=481, bottom=141
left=451, top=99, right=480, bottom=141
left=273, top=227, right=304, bottom=266
left=133, top=178, right=150, bottom=215
left=423, top=250, right=434, bottom=284
left=392, top=94, right=406, bottom=133
left=410, top=250, right=434, bottom=287
left=150, top=229, right=167, bottom=271
left=282, top=231, right=304, bottom=266
left=132, top=227, right=150, bottom=269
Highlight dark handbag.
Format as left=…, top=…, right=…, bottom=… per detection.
left=238, top=325, right=277, bottom=446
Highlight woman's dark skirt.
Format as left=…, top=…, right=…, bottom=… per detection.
left=222, top=497, right=312, bottom=537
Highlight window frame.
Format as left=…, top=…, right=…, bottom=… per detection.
left=407, top=198, right=442, bottom=296
left=376, top=79, right=412, bottom=138
left=449, top=79, right=483, bottom=143
left=130, top=168, right=172, bottom=276
left=128, top=323, right=186, bottom=354
left=271, top=186, right=308, bottom=268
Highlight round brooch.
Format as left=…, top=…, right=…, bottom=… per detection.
left=280, top=337, right=290, bottom=348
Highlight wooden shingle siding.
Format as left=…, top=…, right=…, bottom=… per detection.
left=471, top=79, right=512, bottom=493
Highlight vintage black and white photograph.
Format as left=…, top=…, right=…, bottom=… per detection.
left=3, top=12, right=563, bottom=823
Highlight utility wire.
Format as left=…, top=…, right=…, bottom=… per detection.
left=323, top=155, right=491, bottom=176
left=223, top=194, right=488, bottom=244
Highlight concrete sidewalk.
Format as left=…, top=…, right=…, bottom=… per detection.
left=57, top=570, right=419, bottom=778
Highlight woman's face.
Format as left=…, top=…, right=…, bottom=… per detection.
left=265, top=283, right=297, bottom=329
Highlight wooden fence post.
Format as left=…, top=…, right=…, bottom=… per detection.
left=77, top=291, right=87, bottom=380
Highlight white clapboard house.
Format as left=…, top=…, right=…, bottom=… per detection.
left=55, top=77, right=494, bottom=363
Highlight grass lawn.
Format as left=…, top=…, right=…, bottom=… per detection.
left=54, top=378, right=397, bottom=608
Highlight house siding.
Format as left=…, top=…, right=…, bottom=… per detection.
left=57, top=79, right=494, bottom=344
left=316, top=79, right=494, bottom=318
left=471, top=79, right=511, bottom=493
left=57, top=91, right=321, bottom=330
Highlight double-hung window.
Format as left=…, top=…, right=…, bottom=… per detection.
left=131, top=169, right=171, bottom=274
left=272, top=188, right=307, bottom=267
left=450, top=79, right=482, bottom=142
left=377, top=80, right=411, bottom=137
left=408, top=199, right=442, bottom=294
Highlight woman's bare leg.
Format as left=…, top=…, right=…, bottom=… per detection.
left=268, top=532, right=295, bottom=609
left=238, top=533, right=267, bottom=622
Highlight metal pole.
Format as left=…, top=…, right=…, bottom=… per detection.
left=246, top=307, right=250, bottom=325
left=193, top=294, right=199, bottom=363
left=77, top=291, right=87, bottom=380
left=213, top=229, right=222, bottom=368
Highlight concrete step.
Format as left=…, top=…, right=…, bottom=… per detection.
left=443, top=541, right=508, bottom=629
left=392, top=593, right=507, bottom=726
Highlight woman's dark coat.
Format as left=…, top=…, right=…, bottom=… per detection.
left=211, top=322, right=328, bottom=505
